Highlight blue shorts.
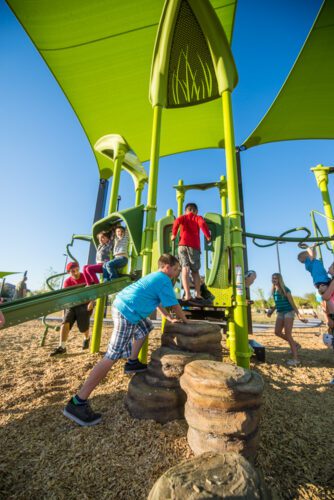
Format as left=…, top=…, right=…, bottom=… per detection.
left=105, top=306, right=154, bottom=360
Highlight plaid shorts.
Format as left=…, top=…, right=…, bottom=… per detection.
left=105, top=306, right=154, bottom=360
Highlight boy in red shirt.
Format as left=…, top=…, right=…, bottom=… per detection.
left=171, top=203, right=211, bottom=302
left=50, top=262, right=95, bottom=356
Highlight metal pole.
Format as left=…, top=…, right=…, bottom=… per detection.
left=91, top=151, right=125, bottom=354
left=176, top=179, right=185, bottom=217
left=236, top=148, right=252, bottom=336
left=276, top=242, right=282, bottom=275
left=61, top=253, right=68, bottom=288
left=139, top=104, right=163, bottom=363
left=141, top=105, right=163, bottom=277
left=88, top=178, right=109, bottom=265
left=312, top=165, right=334, bottom=253
left=219, top=175, right=227, bottom=217
left=117, top=195, right=121, bottom=211
left=222, top=91, right=249, bottom=369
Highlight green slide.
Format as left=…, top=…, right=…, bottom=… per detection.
left=0, top=277, right=130, bottom=330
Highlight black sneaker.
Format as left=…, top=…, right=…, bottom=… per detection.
left=124, top=359, right=148, bottom=374
left=82, top=338, right=90, bottom=350
left=50, top=346, right=67, bottom=357
left=63, top=399, right=102, bottom=426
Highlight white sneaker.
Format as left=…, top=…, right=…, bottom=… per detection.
left=286, top=359, right=301, bottom=367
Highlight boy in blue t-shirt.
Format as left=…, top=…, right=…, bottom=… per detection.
left=63, top=253, right=189, bottom=427
left=297, top=245, right=330, bottom=288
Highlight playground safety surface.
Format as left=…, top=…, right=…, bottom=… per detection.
left=0, top=320, right=333, bottom=499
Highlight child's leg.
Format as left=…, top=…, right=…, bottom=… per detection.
left=181, top=266, right=191, bottom=300
left=105, top=257, right=128, bottom=279
left=274, top=315, right=289, bottom=341
left=192, top=271, right=202, bottom=298
left=82, top=264, right=103, bottom=285
left=283, top=316, right=298, bottom=359
left=78, top=357, right=116, bottom=400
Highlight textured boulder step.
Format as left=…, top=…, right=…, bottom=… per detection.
left=145, top=373, right=180, bottom=389
left=126, top=397, right=184, bottom=423
left=164, top=320, right=221, bottom=336
left=180, top=376, right=262, bottom=411
left=161, top=332, right=222, bottom=358
left=126, top=372, right=186, bottom=410
left=148, top=451, right=271, bottom=500
left=180, top=360, right=264, bottom=397
left=187, top=426, right=259, bottom=458
left=184, top=402, right=260, bottom=436
left=148, top=347, right=216, bottom=381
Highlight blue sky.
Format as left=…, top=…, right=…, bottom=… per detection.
left=1, top=0, right=333, bottom=299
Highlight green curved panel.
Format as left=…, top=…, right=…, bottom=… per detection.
left=92, top=205, right=144, bottom=256
left=243, top=1, right=334, bottom=148
left=156, top=214, right=176, bottom=256
left=6, top=1, right=237, bottom=167
left=204, top=212, right=224, bottom=287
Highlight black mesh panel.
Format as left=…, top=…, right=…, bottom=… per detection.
left=167, top=0, right=219, bottom=108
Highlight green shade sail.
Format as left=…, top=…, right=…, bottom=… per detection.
left=6, top=0, right=237, bottom=176
left=243, top=0, right=334, bottom=149
left=0, top=271, right=20, bottom=278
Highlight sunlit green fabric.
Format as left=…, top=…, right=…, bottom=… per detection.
left=243, top=1, right=334, bottom=149
left=0, top=272, right=19, bottom=278
left=7, top=1, right=237, bottom=176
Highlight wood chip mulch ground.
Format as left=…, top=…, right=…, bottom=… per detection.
left=0, top=320, right=333, bottom=499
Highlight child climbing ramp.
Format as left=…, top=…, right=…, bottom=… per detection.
left=63, top=254, right=189, bottom=426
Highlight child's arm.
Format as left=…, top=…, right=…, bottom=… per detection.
left=267, top=305, right=276, bottom=317
left=171, top=217, right=182, bottom=241
left=306, top=245, right=316, bottom=260
left=286, top=292, right=307, bottom=322
left=157, top=304, right=190, bottom=323
left=198, top=217, right=211, bottom=241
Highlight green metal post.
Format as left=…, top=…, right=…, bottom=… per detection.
left=142, top=105, right=163, bottom=277
left=219, top=175, right=227, bottom=217
left=312, top=165, right=334, bottom=253
left=222, top=90, right=250, bottom=369
left=139, top=105, right=163, bottom=363
left=130, top=181, right=145, bottom=272
left=176, top=179, right=185, bottom=217
left=91, top=149, right=126, bottom=353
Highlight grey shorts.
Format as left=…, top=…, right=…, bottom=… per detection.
left=277, top=310, right=295, bottom=320
left=178, top=245, right=201, bottom=272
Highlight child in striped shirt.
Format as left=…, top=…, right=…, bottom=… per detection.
left=104, top=225, right=129, bottom=279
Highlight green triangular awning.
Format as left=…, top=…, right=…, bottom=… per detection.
left=0, top=272, right=20, bottom=278
left=243, top=0, right=334, bottom=149
left=7, top=1, right=237, bottom=177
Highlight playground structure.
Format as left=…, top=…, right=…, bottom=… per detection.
left=1, top=0, right=333, bottom=374
left=1, top=2, right=334, bottom=498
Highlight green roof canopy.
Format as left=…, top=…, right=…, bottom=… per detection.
left=243, top=0, right=334, bottom=149
left=0, top=272, right=20, bottom=279
left=7, top=0, right=237, bottom=177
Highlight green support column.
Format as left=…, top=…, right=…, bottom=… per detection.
left=312, top=165, right=334, bottom=253
left=130, top=180, right=146, bottom=272
left=90, top=148, right=126, bottom=354
left=219, top=175, right=227, bottom=217
left=176, top=179, right=185, bottom=217
left=222, top=90, right=250, bottom=369
left=139, top=105, right=163, bottom=363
